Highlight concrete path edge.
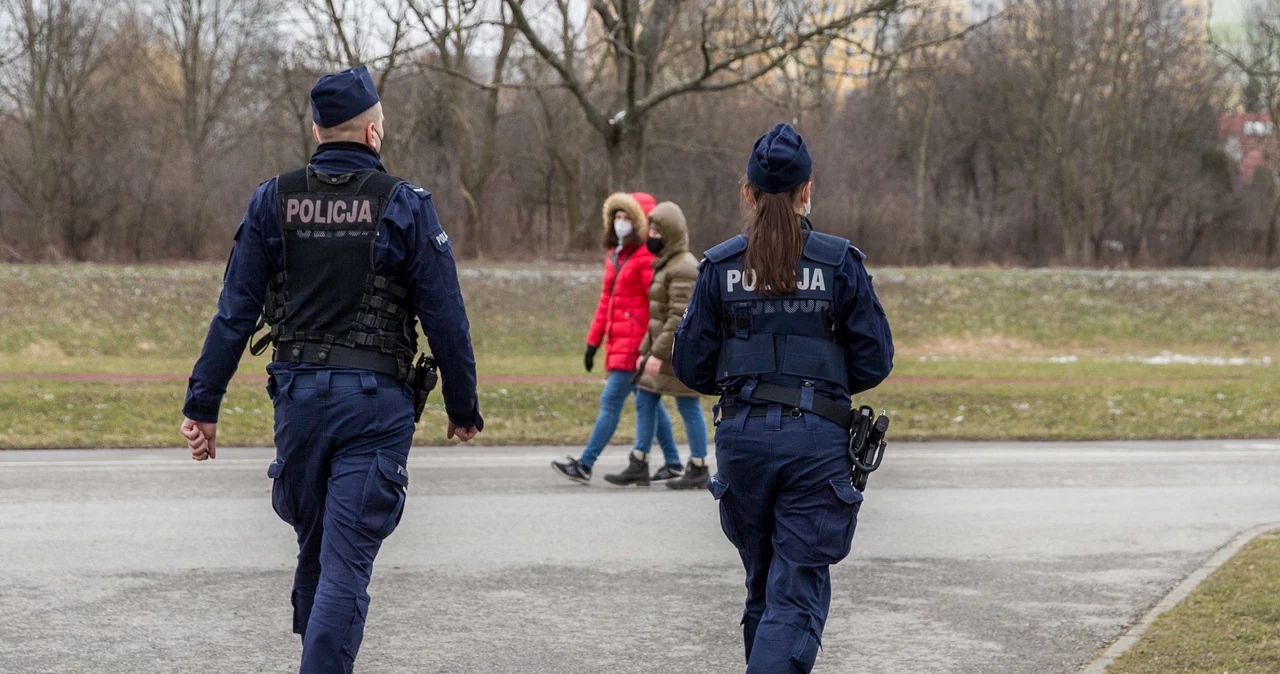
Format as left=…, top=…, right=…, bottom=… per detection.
left=1081, top=521, right=1280, bottom=673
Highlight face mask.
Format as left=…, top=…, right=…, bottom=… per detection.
left=646, top=237, right=665, bottom=255
left=614, top=219, right=634, bottom=241
left=803, top=199, right=812, bottom=218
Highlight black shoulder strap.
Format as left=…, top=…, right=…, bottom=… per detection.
left=357, top=171, right=406, bottom=200
left=276, top=168, right=309, bottom=194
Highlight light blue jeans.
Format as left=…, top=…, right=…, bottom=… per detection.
left=580, top=370, right=674, bottom=468
left=634, top=389, right=708, bottom=461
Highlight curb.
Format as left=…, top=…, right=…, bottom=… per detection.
left=1081, top=521, right=1280, bottom=673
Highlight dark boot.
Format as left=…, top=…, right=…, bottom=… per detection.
left=666, top=461, right=709, bottom=489
left=604, top=453, right=651, bottom=486
left=651, top=462, right=684, bottom=481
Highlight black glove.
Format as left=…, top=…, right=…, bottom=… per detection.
left=584, top=345, right=598, bottom=372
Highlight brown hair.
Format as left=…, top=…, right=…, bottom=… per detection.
left=742, top=179, right=808, bottom=296
left=601, top=210, right=643, bottom=249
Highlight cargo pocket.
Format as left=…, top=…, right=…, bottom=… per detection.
left=267, top=459, right=296, bottom=527
left=340, top=595, right=370, bottom=660
left=790, top=616, right=823, bottom=671
left=812, top=479, right=863, bottom=565
left=358, top=452, right=409, bottom=539
left=709, top=474, right=746, bottom=550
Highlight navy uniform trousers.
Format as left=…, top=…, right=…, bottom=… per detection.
left=266, top=368, right=415, bottom=674
left=709, top=405, right=864, bottom=674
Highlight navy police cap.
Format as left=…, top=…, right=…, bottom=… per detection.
left=310, top=65, right=380, bottom=128
left=746, top=123, right=812, bottom=194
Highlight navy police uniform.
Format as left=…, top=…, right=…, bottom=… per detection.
left=672, top=124, right=893, bottom=673
left=183, top=66, right=482, bottom=673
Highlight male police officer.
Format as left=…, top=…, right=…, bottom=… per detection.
left=179, top=65, right=482, bottom=673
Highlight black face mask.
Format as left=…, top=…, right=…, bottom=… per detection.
left=646, top=238, right=665, bottom=255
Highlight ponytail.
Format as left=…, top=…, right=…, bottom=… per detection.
left=742, top=180, right=808, bottom=296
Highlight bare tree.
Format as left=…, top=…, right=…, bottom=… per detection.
left=153, top=0, right=275, bottom=255
left=503, top=0, right=906, bottom=190
left=406, top=0, right=519, bottom=257
left=0, top=0, right=120, bottom=259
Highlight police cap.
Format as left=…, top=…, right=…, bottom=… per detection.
left=746, top=123, right=812, bottom=194
left=310, top=65, right=380, bottom=128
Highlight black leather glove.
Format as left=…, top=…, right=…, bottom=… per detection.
left=584, top=345, right=598, bottom=372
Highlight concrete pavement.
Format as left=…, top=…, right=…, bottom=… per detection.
left=2, top=440, right=1279, bottom=673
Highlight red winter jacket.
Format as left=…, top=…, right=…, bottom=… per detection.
left=587, top=243, right=657, bottom=372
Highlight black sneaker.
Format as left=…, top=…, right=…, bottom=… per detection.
left=604, top=453, right=651, bottom=486
left=651, top=463, right=684, bottom=481
left=551, top=456, right=592, bottom=484
left=667, top=461, right=710, bottom=490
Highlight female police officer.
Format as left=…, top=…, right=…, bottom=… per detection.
left=672, top=123, right=893, bottom=674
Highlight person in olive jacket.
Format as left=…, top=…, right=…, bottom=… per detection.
left=605, top=201, right=709, bottom=489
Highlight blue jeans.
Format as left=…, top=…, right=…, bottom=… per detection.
left=634, top=389, right=707, bottom=462
left=579, top=370, right=672, bottom=468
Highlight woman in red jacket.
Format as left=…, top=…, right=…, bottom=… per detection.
left=552, top=192, right=681, bottom=484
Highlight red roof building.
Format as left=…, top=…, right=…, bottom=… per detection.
left=1219, top=112, right=1277, bottom=184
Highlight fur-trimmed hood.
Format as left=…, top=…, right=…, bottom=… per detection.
left=602, top=192, right=649, bottom=238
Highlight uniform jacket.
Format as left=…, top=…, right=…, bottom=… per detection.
left=183, top=142, right=483, bottom=429
left=587, top=193, right=656, bottom=373
left=672, top=220, right=894, bottom=403
left=636, top=202, right=700, bottom=398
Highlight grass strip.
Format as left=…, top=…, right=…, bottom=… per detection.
left=2, top=372, right=1276, bottom=448
left=1107, top=531, right=1280, bottom=674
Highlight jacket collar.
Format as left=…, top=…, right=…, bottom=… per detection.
left=310, top=142, right=386, bottom=174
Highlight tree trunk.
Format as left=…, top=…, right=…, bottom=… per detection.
left=458, top=181, right=483, bottom=259
left=605, top=125, right=646, bottom=192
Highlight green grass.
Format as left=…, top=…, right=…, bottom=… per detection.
left=1107, top=531, right=1280, bottom=674
left=0, top=361, right=1273, bottom=448
left=0, top=263, right=1277, bottom=448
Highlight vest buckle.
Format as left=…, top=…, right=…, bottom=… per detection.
left=789, top=407, right=803, bottom=420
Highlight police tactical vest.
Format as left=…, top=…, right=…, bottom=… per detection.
left=708, top=231, right=852, bottom=392
left=252, top=166, right=418, bottom=381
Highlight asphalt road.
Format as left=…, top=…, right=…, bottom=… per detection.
left=2, top=440, right=1279, bottom=674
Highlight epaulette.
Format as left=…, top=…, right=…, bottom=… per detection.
left=803, top=231, right=851, bottom=265
left=704, top=235, right=747, bottom=263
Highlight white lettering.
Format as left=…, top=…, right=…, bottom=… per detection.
left=798, top=267, right=810, bottom=290
left=742, top=270, right=757, bottom=292
left=298, top=200, right=314, bottom=223
left=726, top=269, right=741, bottom=292
left=285, top=199, right=300, bottom=222
left=332, top=200, right=348, bottom=224
left=811, top=268, right=826, bottom=292
left=357, top=200, right=373, bottom=223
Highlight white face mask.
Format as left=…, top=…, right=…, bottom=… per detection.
left=803, top=198, right=812, bottom=218
left=614, top=219, right=634, bottom=241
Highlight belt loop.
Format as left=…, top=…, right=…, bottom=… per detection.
left=360, top=371, right=378, bottom=395
left=711, top=402, right=722, bottom=427
left=804, top=408, right=820, bottom=431
left=279, top=373, right=294, bottom=401
left=741, top=379, right=758, bottom=399
left=799, top=382, right=815, bottom=412
left=316, top=370, right=331, bottom=399
left=766, top=404, right=783, bottom=431
left=729, top=403, right=749, bottom=432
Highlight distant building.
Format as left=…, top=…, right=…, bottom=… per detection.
left=1219, top=112, right=1277, bottom=184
